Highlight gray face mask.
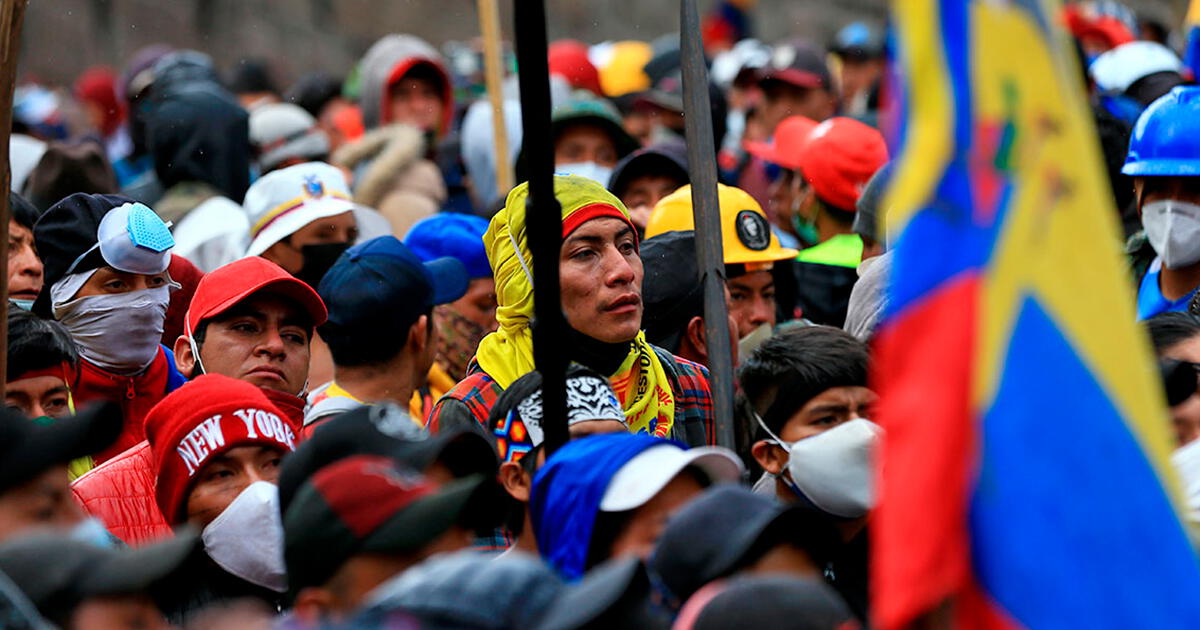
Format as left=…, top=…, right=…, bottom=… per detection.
left=756, top=414, right=882, bottom=518
left=1142, top=199, right=1200, bottom=269
left=54, top=287, right=170, bottom=375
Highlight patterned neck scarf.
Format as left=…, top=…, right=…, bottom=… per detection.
left=434, top=305, right=487, bottom=382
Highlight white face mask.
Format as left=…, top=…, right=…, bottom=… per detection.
left=69, top=516, right=116, bottom=548
left=1142, top=200, right=1200, bottom=269
left=201, top=481, right=287, bottom=593
left=54, top=286, right=170, bottom=374
left=757, top=415, right=882, bottom=518
left=557, top=161, right=614, bottom=186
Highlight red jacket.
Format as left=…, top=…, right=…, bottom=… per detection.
left=71, top=387, right=307, bottom=546
left=71, top=441, right=171, bottom=546
left=74, top=346, right=186, bottom=464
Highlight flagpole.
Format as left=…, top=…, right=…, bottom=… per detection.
left=0, top=0, right=29, bottom=397
left=477, top=0, right=513, bottom=198
left=680, top=0, right=736, bottom=449
left=513, top=0, right=569, bottom=455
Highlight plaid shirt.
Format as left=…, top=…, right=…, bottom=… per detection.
left=428, top=350, right=716, bottom=446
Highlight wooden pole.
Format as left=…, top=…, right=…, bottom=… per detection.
left=680, top=0, right=736, bottom=449
left=0, top=0, right=28, bottom=397
left=477, top=0, right=513, bottom=198
left=513, top=0, right=569, bottom=455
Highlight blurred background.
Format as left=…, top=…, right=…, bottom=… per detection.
left=20, top=0, right=1175, bottom=87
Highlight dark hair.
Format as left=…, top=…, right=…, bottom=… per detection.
left=9, top=192, right=40, bottom=230
left=8, top=309, right=79, bottom=382
left=738, top=325, right=868, bottom=436
left=324, top=306, right=433, bottom=368
left=1145, top=312, right=1200, bottom=355
left=815, top=194, right=856, bottom=225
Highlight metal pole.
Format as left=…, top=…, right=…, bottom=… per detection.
left=680, top=0, right=736, bottom=449
left=0, top=0, right=27, bottom=397
left=477, top=0, right=513, bottom=197
left=513, top=0, right=569, bottom=455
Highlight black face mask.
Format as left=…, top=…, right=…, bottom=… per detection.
left=294, top=242, right=351, bottom=289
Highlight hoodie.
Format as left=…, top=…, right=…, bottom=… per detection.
left=146, top=52, right=251, bottom=214
left=357, top=34, right=454, bottom=137
left=529, top=433, right=666, bottom=580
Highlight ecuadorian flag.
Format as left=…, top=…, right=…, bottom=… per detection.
left=872, top=2, right=1200, bottom=629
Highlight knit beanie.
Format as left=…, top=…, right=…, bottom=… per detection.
left=144, top=374, right=298, bottom=524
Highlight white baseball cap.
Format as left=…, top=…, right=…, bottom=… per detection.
left=600, top=444, right=743, bottom=512
left=243, top=162, right=357, bottom=257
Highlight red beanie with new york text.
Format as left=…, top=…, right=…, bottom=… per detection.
left=145, top=374, right=299, bottom=525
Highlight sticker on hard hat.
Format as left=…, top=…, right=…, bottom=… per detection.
left=735, top=210, right=770, bottom=251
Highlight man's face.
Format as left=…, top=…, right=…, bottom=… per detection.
left=6, top=375, right=71, bottom=419
left=71, top=594, right=169, bottom=630
left=8, top=219, right=42, bottom=303
left=727, top=271, right=777, bottom=339
left=0, top=465, right=82, bottom=542
left=1162, top=334, right=1200, bottom=363
left=760, top=82, right=834, bottom=133
left=621, top=174, right=685, bottom=231
left=606, top=470, right=704, bottom=561
left=1172, top=392, right=1200, bottom=447
left=555, top=124, right=620, bottom=168
left=559, top=217, right=644, bottom=344
left=185, top=445, right=284, bottom=529
left=74, top=266, right=170, bottom=299
left=1136, top=176, right=1200, bottom=211
left=767, top=170, right=807, bottom=237
left=179, top=294, right=313, bottom=395
left=387, top=76, right=445, bottom=133
left=261, top=211, right=358, bottom=275
left=449, top=277, right=498, bottom=333
left=838, top=58, right=884, bottom=104
left=778, top=386, right=877, bottom=443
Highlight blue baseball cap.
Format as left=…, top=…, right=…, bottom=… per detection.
left=404, top=212, right=492, bottom=279
left=318, top=236, right=469, bottom=338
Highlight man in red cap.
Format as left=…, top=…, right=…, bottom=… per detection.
left=743, top=115, right=818, bottom=249
left=144, top=374, right=296, bottom=624
left=71, top=257, right=327, bottom=547
left=789, top=117, right=888, bottom=326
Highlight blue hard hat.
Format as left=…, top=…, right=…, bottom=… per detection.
left=1122, top=86, right=1200, bottom=177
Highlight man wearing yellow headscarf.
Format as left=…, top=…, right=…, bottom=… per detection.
left=428, top=175, right=714, bottom=447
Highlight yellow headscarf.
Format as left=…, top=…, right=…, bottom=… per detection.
left=476, top=175, right=676, bottom=437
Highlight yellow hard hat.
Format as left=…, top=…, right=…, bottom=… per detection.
left=645, top=184, right=799, bottom=270
left=598, top=41, right=653, bottom=97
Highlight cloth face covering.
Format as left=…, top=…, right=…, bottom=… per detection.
left=1142, top=200, right=1200, bottom=269
left=53, top=285, right=170, bottom=374
left=201, top=481, right=287, bottom=592
left=555, top=161, right=614, bottom=187
left=756, top=415, right=881, bottom=518
left=295, top=241, right=352, bottom=289
left=434, top=304, right=487, bottom=382
left=477, top=176, right=677, bottom=437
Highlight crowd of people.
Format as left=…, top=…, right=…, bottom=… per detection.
left=0, top=1, right=1197, bottom=628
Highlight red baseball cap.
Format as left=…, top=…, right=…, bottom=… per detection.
left=796, top=117, right=889, bottom=213
left=184, top=257, right=328, bottom=338
left=549, top=40, right=603, bottom=96
left=743, top=115, right=818, bottom=171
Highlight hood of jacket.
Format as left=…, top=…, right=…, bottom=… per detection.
left=146, top=52, right=250, bottom=203
left=358, top=34, right=454, bottom=137
left=331, top=123, right=435, bottom=209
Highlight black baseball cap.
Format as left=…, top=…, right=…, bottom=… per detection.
left=534, top=556, right=670, bottom=630
left=318, top=236, right=469, bottom=348
left=760, top=41, right=833, bottom=92
left=283, top=455, right=489, bottom=592
left=687, top=575, right=857, bottom=630
left=0, top=531, right=197, bottom=621
left=607, top=141, right=689, bottom=201
left=277, top=403, right=498, bottom=514
left=0, top=402, right=122, bottom=495
left=640, top=230, right=703, bottom=353
left=649, top=485, right=841, bottom=608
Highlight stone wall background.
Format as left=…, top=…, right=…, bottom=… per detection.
left=19, top=0, right=1180, bottom=87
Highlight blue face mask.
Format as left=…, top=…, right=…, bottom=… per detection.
left=8, top=298, right=33, bottom=312
left=69, top=517, right=116, bottom=548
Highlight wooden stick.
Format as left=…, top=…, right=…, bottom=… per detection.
left=478, top=0, right=513, bottom=198
left=0, top=0, right=29, bottom=397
